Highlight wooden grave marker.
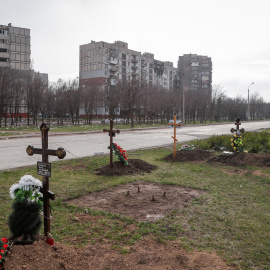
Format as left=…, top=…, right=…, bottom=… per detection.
left=168, top=114, right=182, bottom=158
left=230, top=118, right=245, bottom=136
left=103, top=120, right=120, bottom=167
left=26, top=123, right=66, bottom=237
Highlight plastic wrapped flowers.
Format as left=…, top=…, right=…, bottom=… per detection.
left=9, top=175, right=43, bottom=204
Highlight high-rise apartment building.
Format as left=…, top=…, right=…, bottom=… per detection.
left=79, top=40, right=178, bottom=90
left=178, top=54, right=212, bottom=94
left=0, top=23, right=31, bottom=71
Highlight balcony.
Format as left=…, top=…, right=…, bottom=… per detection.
left=109, top=74, right=118, bottom=79
left=109, top=66, right=118, bottom=72
left=109, top=57, right=118, bottom=65
left=141, top=61, right=147, bottom=67
left=131, top=59, right=138, bottom=63
left=109, top=51, right=118, bottom=58
left=131, top=71, right=139, bottom=76
left=131, top=65, right=138, bottom=70
left=0, top=52, right=9, bottom=58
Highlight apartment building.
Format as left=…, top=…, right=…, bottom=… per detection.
left=178, top=54, right=212, bottom=94
left=0, top=23, right=31, bottom=71
left=79, top=40, right=178, bottom=90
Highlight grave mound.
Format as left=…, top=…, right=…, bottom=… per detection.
left=67, top=180, right=206, bottom=222
left=95, top=159, right=157, bottom=176
left=208, top=152, right=270, bottom=167
left=163, top=149, right=212, bottom=162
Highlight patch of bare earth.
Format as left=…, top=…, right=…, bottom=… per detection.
left=67, top=180, right=206, bottom=222
left=5, top=235, right=235, bottom=270
left=208, top=152, right=270, bottom=167
left=95, top=159, right=157, bottom=176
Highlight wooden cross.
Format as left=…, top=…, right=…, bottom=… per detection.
left=26, top=123, right=66, bottom=237
left=168, top=114, right=182, bottom=158
left=103, top=120, right=120, bottom=167
left=230, top=118, right=245, bottom=136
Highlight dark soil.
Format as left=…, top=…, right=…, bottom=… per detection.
left=95, top=159, right=157, bottom=176
left=4, top=235, right=235, bottom=270
left=208, top=152, right=270, bottom=167
left=163, top=149, right=212, bottom=162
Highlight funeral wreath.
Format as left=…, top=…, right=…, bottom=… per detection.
left=109, top=143, right=128, bottom=165
left=8, top=175, right=43, bottom=242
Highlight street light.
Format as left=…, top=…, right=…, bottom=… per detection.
left=247, top=82, right=254, bottom=121
left=182, top=61, right=193, bottom=125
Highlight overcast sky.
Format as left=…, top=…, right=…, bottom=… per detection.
left=1, top=0, right=269, bottom=100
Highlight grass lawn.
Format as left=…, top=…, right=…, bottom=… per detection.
left=0, top=148, right=269, bottom=269
left=0, top=123, right=167, bottom=133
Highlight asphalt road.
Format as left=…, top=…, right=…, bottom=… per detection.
left=1, top=121, right=270, bottom=171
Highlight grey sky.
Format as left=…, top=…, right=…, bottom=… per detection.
left=1, top=0, right=269, bottom=100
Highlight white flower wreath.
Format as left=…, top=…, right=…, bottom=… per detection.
left=9, top=175, right=43, bottom=201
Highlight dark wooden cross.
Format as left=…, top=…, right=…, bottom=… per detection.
left=103, top=120, right=120, bottom=167
left=168, top=114, right=182, bottom=158
left=230, top=118, right=245, bottom=136
left=26, top=123, right=66, bottom=237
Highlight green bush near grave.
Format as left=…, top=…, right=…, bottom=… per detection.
left=191, top=131, right=270, bottom=153
left=0, top=146, right=269, bottom=269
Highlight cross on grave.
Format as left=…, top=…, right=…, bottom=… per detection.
left=26, top=123, right=66, bottom=237
left=103, top=120, right=120, bottom=168
left=230, top=118, right=245, bottom=136
left=168, top=114, right=182, bottom=158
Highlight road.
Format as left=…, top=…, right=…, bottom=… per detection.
left=1, top=121, right=270, bottom=171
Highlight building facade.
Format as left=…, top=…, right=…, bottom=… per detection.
left=0, top=23, right=31, bottom=71
left=79, top=40, right=178, bottom=90
left=178, top=54, right=212, bottom=94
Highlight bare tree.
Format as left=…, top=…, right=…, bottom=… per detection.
left=0, top=68, right=12, bottom=127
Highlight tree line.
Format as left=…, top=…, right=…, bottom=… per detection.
left=0, top=67, right=269, bottom=127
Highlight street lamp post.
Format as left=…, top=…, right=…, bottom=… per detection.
left=247, top=82, right=254, bottom=121
left=182, top=61, right=193, bottom=125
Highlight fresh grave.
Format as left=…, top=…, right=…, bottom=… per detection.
left=67, top=180, right=207, bottom=222
left=97, top=119, right=157, bottom=175
left=163, top=144, right=212, bottom=162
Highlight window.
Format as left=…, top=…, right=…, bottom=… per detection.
left=0, top=48, right=7, bottom=52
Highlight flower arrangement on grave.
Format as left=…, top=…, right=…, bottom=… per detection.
left=0, top=237, right=13, bottom=269
left=231, top=134, right=243, bottom=152
left=109, top=143, right=128, bottom=165
left=8, top=175, right=43, bottom=242
left=178, top=144, right=195, bottom=151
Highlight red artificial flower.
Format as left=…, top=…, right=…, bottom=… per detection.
left=0, top=250, right=4, bottom=254
left=0, top=255, right=2, bottom=260
left=1, top=238, right=7, bottom=243
left=123, top=150, right=126, bottom=152
left=3, top=244, right=8, bottom=250
left=117, top=146, right=120, bottom=149
left=114, top=143, right=117, bottom=146
left=120, top=150, right=123, bottom=153
left=46, top=238, right=54, bottom=246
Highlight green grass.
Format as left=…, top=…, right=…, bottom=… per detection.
left=191, top=131, right=270, bottom=154
left=0, top=123, right=167, bottom=133
left=0, top=147, right=269, bottom=269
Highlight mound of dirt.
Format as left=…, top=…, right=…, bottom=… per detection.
left=95, top=159, right=157, bottom=176
left=163, top=149, right=212, bottom=162
left=4, top=235, right=235, bottom=270
left=67, top=180, right=206, bottom=222
left=208, top=152, right=270, bottom=167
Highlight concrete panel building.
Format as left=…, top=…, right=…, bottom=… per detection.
left=178, top=54, right=212, bottom=95
left=79, top=40, right=178, bottom=90
left=0, top=23, right=31, bottom=71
